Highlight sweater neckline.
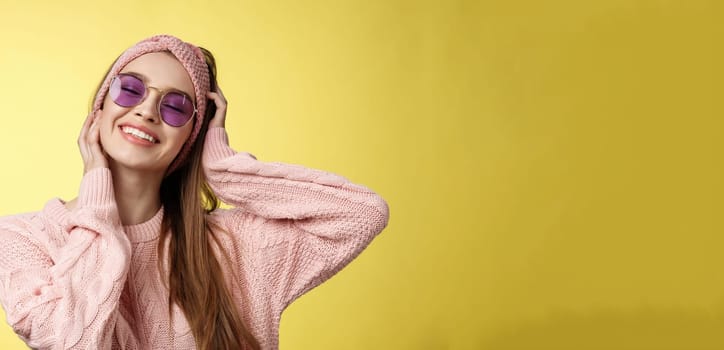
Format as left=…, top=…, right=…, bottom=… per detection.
left=44, top=198, right=165, bottom=243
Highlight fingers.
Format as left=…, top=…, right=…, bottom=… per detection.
left=78, top=111, right=93, bottom=163
left=207, top=86, right=228, bottom=128
left=88, top=118, right=103, bottom=157
left=78, top=111, right=93, bottom=147
left=216, top=85, right=226, bottom=102
left=207, top=90, right=227, bottom=110
left=79, top=110, right=108, bottom=173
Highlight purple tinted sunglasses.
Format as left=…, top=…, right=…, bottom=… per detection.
left=109, top=73, right=197, bottom=127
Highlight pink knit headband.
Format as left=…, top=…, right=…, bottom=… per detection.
left=92, top=34, right=210, bottom=175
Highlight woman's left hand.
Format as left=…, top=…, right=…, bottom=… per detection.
left=207, top=85, right=227, bottom=129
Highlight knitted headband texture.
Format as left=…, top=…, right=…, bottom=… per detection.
left=92, top=34, right=210, bottom=175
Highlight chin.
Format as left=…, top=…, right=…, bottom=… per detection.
left=108, top=152, right=169, bottom=174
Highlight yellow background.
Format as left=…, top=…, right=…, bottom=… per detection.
left=0, top=0, right=722, bottom=349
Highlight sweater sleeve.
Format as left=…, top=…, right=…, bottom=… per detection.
left=0, top=168, right=137, bottom=349
left=203, top=127, right=390, bottom=309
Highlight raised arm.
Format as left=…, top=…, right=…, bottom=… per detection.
left=0, top=168, right=137, bottom=349
left=0, top=111, right=141, bottom=349
left=202, top=126, right=390, bottom=308
left=203, top=127, right=389, bottom=233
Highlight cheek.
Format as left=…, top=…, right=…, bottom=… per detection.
left=97, top=110, right=121, bottom=146
left=168, top=124, right=194, bottom=149
left=97, top=113, right=111, bottom=142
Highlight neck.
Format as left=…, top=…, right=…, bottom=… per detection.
left=109, top=162, right=164, bottom=226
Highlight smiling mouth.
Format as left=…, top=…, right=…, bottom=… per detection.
left=120, top=126, right=159, bottom=144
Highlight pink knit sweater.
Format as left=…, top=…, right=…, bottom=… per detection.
left=0, top=127, right=390, bottom=349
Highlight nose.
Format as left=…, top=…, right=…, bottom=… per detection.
left=133, top=89, right=162, bottom=124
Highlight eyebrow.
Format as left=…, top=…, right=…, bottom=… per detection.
left=121, top=71, right=195, bottom=98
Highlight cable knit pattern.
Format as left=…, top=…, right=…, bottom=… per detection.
left=0, top=127, right=390, bottom=349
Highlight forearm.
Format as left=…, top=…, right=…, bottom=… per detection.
left=0, top=168, right=133, bottom=349
left=203, top=127, right=389, bottom=232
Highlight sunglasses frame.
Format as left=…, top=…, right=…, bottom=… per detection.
left=109, top=72, right=198, bottom=127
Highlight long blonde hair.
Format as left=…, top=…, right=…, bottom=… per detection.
left=92, top=47, right=260, bottom=350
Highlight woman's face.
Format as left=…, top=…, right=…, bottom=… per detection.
left=97, top=52, right=196, bottom=174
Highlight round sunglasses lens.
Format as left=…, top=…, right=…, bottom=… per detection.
left=160, top=93, right=195, bottom=127
left=109, top=75, right=145, bottom=107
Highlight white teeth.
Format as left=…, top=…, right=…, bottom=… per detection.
left=121, top=126, right=157, bottom=143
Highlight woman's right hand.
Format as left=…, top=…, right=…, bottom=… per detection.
left=78, top=110, right=109, bottom=174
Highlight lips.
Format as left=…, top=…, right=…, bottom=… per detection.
left=118, top=123, right=160, bottom=144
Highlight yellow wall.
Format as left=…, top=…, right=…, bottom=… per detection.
left=0, top=0, right=722, bottom=349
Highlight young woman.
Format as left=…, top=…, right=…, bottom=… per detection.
left=0, top=34, right=389, bottom=350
